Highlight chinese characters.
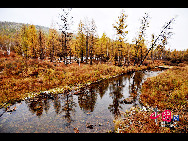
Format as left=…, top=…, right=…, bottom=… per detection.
left=150, top=107, right=179, bottom=128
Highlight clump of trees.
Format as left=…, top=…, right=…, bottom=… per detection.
left=0, top=9, right=187, bottom=66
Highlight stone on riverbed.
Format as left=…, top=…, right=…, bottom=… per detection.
left=122, top=96, right=134, bottom=104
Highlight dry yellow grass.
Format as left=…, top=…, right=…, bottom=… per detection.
left=114, top=65, right=188, bottom=133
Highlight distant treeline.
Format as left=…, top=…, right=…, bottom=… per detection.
left=0, top=10, right=188, bottom=66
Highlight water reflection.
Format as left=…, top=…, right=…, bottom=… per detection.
left=78, top=86, right=97, bottom=113
left=26, top=93, right=53, bottom=117
left=131, top=71, right=144, bottom=107
left=108, top=77, right=124, bottom=119
left=53, top=94, right=61, bottom=114
left=0, top=70, right=164, bottom=133
left=61, top=93, right=76, bottom=126
left=25, top=71, right=153, bottom=122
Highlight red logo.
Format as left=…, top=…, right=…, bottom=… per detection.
left=150, top=109, right=172, bottom=122
left=161, top=110, right=171, bottom=122
left=150, top=112, right=160, bottom=119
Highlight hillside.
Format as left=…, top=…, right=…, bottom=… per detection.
left=0, top=21, right=50, bottom=34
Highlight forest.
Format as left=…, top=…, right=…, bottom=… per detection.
left=0, top=10, right=188, bottom=67
left=0, top=9, right=187, bottom=133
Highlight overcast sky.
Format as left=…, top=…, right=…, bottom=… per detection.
left=0, top=8, right=188, bottom=51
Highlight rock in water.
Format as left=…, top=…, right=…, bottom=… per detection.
left=6, top=106, right=16, bottom=112
left=86, top=124, right=94, bottom=129
left=73, top=128, right=79, bottom=133
left=123, top=97, right=133, bottom=104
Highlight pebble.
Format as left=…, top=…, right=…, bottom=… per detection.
left=73, top=128, right=79, bottom=133
left=6, top=106, right=16, bottom=112
left=98, top=123, right=102, bottom=126
left=86, top=124, right=94, bottom=129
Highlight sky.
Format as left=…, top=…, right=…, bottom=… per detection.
left=0, top=8, right=188, bottom=51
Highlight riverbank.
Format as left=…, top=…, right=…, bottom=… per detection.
left=0, top=54, right=163, bottom=108
left=0, top=67, right=165, bottom=133
left=113, top=64, right=188, bottom=133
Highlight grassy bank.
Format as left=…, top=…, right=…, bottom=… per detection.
left=0, top=54, right=158, bottom=107
left=114, top=65, right=188, bottom=133
left=140, top=65, right=188, bottom=110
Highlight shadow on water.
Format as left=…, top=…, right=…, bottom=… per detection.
left=0, top=69, right=164, bottom=133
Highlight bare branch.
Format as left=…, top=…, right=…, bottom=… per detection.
left=140, top=17, right=176, bottom=65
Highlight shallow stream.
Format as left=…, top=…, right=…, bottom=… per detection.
left=0, top=69, right=164, bottom=133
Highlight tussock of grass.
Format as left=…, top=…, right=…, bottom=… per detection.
left=114, top=65, right=188, bottom=133
left=140, top=65, right=188, bottom=133
left=140, top=65, right=188, bottom=111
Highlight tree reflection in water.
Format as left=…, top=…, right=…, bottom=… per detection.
left=61, top=92, right=76, bottom=126
left=24, top=70, right=152, bottom=131
left=53, top=94, right=61, bottom=114
left=26, top=93, right=52, bottom=117
left=108, top=76, right=124, bottom=119
left=78, top=86, right=97, bottom=113
left=130, top=71, right=144, bottom=107
left=108, top=71, right=145, bottom=119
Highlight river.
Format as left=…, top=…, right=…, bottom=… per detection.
left=0, top=69, right=164, bottom=133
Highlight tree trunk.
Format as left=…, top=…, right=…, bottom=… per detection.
left=90, top=49, right=93, bottom=65
left=140, top=45, right=142, bottom=65
left=86, top=32, right=89, bottom=64
left=81, top=50, right=83, bottom=63
left=151, top=47, right=154, bottom=62
left=69, top=49, right=71, bottom=63
left=65, top=34, right=67, bottom=65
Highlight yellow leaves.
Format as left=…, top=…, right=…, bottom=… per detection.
left=164, top=85, right=169, bottom=91
left=27, top=25, right=38, bottom=58
left=113, top=9, right=128, bottom=38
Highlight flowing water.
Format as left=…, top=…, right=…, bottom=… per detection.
left=0, top=69, right=164, bottom=133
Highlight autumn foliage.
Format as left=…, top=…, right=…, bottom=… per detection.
left=0, top=9, right=188, bottom=133
left=114, top=65, right=188, bottom=133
